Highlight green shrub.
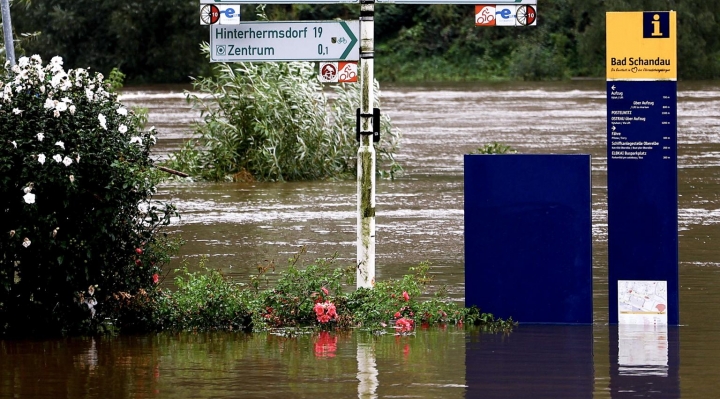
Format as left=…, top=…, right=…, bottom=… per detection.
left=469, top=142, right=518, bottom=155
left=0, top=55, right=177, bottom=336
left=140, top=251, right=514, bottom=335
left=166, top=46, right=401, bottom=182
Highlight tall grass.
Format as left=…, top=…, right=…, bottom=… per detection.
left=166, top=46, right=401, bottom=182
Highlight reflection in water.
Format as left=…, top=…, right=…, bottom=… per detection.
left=356, top=342, right=378, bottom=399
left=618, top=324, right=669, bottom=377
left=466, top=326, right=594, bottom=399
left=610, top=326, right=680, bottom=398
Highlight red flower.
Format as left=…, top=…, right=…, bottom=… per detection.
left=135, top=259, right=142, bottom=266
left=152, top=273, right=159, bottom=284
left=402, top=291, right=410, bottom=301
left=395, top=317, right=414, bottom=333
left=314, top=301, right=338, bottom=323
left=321, top=286, right=329, bottom=296
left=394, top=311, right=401, bottom=319
left=136, top=248, right=143, bottom=255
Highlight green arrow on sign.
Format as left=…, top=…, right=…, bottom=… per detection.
left=340, top=21, right=358, bottom=60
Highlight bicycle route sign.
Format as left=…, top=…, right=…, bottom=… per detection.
left=210, top=21, right=359, bottom=62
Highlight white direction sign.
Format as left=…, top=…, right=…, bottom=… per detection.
left=210, top=21, right=359, bottom=62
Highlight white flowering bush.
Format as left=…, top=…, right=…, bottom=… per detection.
left=0, top=55, right=176, bottom=336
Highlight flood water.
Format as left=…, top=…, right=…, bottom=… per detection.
left=2, top=81, right=720, bottom=398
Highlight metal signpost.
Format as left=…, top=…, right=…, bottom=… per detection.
left=200, top=0, right=536, bottom=289
left=1, top=0, right=15, bottom=66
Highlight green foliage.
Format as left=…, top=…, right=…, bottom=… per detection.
left=11, top=1, right=720, bottom=82
left=105, top=67, right=126, bottom=92
left=153, top=257, right=252, bottom=332
left=131, top=251, right=514, bottom=335
left=0, top=55, right=177, bottom=337
left=470, top=142, right=518, bottom=155
left=166, top=45, right=401, bottom=182
left=11, top=0, right=210, bottom=83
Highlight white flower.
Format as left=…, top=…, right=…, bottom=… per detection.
left=117, top=107, right=128, bottom=116
left=38, top=154, right=46, bottom=164
left=55, top=141, right=65, bottom=149
left=69, top=105, right=76, bottom=115
left=130, top=136, right=143, bottom=145
left=55, top=101, right=67, bottom=112
left=31, top=54, right=42, bottom=63
left=149, top=135, right=157, bottom=144
left=37, top=133, right=44, bottom=141
left=98, top=113, right=107, bottom=130
left=62, top=156, right=72, bottom=166
left=12, top=108, right=22, bottom=115
left=53, top=110, right=60, bottom=118
left=75, top=154, right=80, bottom=163
left=11, top=141, right=17, bottom=148
left=23, top=193, right=35, bottom=204
left=51, top=56, right=63, bottom=66
left=18, top=57, right=29, bottom=67
left=85, top=88, right=94, bottom=102
left=118, top=124, right=127, bottom=134
left=22, top=238, right=31, bottom=248
left=53, top=154, right=62, bottom=163
left=69, top=175, right=75, bottom=183
left=23, top=185, right=32, bottom=193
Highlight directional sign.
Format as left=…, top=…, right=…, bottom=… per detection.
left=210, top=21, right=359, bottom=62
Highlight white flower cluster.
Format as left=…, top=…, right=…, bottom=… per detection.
left=2, top=55, right=157, bottom=250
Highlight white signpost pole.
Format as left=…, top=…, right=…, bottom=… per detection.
left=356, top=0, right=376, bottom=288
left=1, top=0, right=15, bottom=66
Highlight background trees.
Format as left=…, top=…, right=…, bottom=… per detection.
left=8, top=0, right=720, bottom=83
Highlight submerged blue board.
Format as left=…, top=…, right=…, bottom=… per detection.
left=607, top=80, right=679, bottom=325
left=464, top=154, right=592, bottom=324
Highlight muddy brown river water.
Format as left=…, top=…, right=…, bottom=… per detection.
left=1, top=81, right=719, bottom=398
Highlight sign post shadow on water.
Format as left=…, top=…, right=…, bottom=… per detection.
left=464, top=154, right=592, bottom=324
left=606, top=11, right=679, bottom=326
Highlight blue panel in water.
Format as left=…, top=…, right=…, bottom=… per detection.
left=607, top=80, right=679, bottom=325
left=464, top=154, right=592, bottom=324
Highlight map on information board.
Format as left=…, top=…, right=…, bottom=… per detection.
left=618, top=280, right=668, bottom=325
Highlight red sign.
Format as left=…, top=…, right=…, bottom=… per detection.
left=475, top=5, right=496, bottom=26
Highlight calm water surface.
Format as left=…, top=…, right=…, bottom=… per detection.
left=2, top=81, right=720, bottom=398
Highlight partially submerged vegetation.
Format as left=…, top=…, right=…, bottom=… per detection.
left=112, top=249, right=515, bottom=335
left=164, top=47, right=401, bottom=182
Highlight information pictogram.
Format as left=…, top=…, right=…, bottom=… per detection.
left=200, top=5, right=220, bottom=25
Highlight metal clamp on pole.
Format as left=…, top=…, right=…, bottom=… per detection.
left=356, top=108, right=380, bottom=143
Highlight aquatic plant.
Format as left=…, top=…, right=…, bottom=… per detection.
left=166, top=47, right=401, bottom=182
left=0, top=55, right=177, bottom=337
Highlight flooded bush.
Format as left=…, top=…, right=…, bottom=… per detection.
left=0, top=56, right=177, bottom=337
left=132, top=250, right=514, bottom=334
left=166, top=46, right=401, bottom=182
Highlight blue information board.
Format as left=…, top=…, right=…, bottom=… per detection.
left=464, top=154, right=592, bottom=324
left=607, top=80, right=679, bottom=325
